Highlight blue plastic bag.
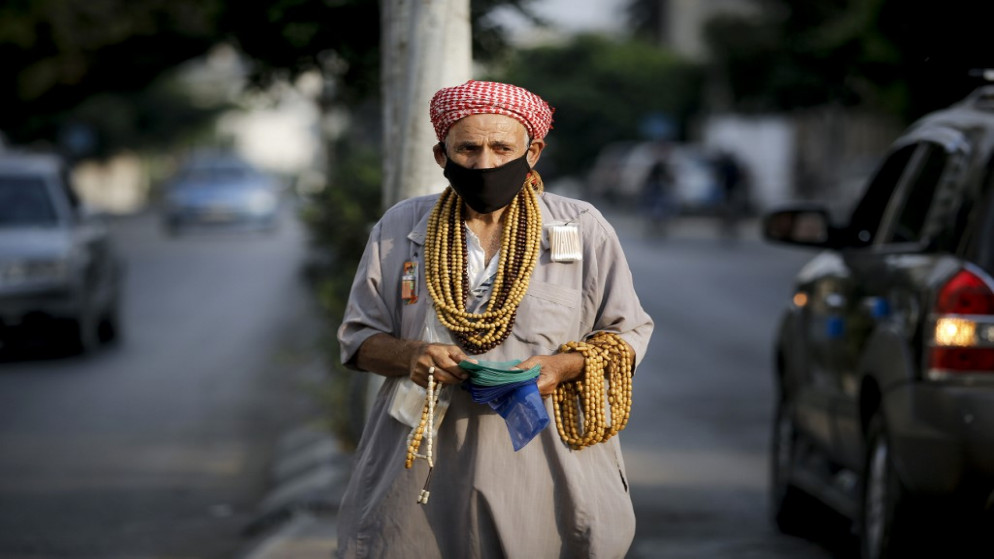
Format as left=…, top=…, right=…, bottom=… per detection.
left=460, top=360, right=550, bottom=451
left=488, top=381, right=549, bottom=451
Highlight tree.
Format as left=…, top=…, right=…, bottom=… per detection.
left=494, top=34, right=703, bottom=179
left=625, top=0, right=665, bottom=44
left=380, top=0, right=471, bottom=207
left=698, top=0, right=994, bottom=122
left=1, top=0, right=225, bottom=153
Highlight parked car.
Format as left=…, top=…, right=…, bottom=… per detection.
left=764, top=86, right=994, bottom=558
left=161, top=152, right=282, bottom=235
left=0, top=152, right=123, bottom=354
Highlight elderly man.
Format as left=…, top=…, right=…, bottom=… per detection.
left=336, top=80, right=653, bottom=558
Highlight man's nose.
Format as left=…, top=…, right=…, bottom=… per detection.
left=474, top=149, right=498, bottom=169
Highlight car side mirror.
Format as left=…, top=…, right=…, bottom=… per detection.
left=762, top=207, right=837, bottom=248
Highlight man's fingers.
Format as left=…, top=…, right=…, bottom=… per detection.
left=416, top=344, right=470, bottom=385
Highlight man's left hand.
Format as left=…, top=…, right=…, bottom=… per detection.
left=517, top=353, right=585, bottom=397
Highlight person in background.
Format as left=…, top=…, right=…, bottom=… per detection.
left=336, top=80, right=653, bottom=558
left=713, top=149, right=749, bottom=239
left=641, top=142, right=675, bottom=237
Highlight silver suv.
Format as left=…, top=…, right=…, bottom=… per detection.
left=0, top=152, right=123, bottom=354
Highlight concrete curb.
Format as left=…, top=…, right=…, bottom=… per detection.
left=241, top=512, right=338, bottom=559
left=239, top=422, right=351, bottom=559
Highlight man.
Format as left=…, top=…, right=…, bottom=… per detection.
left=337, top=80, right=653, bottom=558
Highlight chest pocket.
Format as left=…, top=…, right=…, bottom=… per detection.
left=511, top=280, right=582, bottom=353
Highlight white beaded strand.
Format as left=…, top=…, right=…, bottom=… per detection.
left=416, top=367, right=437, bottom=504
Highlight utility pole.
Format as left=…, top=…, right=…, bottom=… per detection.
left=380, top=0, right=471, bottom=208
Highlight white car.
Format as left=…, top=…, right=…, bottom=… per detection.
left=0, top=152, right=123, bottom=354
left=161, top=152, right=282, bottom=235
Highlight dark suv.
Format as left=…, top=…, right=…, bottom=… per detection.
left=764, top=86, right=994, bottom=558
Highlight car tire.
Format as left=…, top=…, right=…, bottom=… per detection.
left=770, top=395, right=823, bottom=534
left=65, top=310, right=100, bottom=355
left=859, top=413, right=923, bottom=559
left=97, top=304, right=121, bottom=344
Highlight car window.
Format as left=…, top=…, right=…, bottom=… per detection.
left=970, top=163, right=994, bottom=274
left=846, top=145, right=916, bottom=246
left=882, top=143, right=948, bottom=245
left=0, top=175, right=59, bottom=227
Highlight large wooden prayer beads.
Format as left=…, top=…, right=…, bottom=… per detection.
left=424, top=172, right=543, bottom=354
left=554, top=332, right=634, bottom=450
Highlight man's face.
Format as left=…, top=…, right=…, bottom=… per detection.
left=433, top=114, right=544, bottom=169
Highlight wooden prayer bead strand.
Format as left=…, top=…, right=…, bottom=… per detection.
left=405, top=372, right=442, bottom=470
left=424, top=177, right=542, bottom=355
left=553, top=333, right=634, bottom=450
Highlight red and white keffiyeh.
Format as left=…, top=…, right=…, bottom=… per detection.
left=430, top=80, right=555, bottom=142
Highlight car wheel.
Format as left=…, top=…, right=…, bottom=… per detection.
left=770, top=395, right=822, bottom=534
left=97, top=304, right=120, bottom=344
left=860, top=413, right=922, bottom=559
left=65, top=310, right=100, bottom=355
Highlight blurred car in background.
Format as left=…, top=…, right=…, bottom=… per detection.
left=0, top=152, right=123, bottom=354
left=764, top=86, right=994, bottom=558
left=586, top=141, right=725, bottom=214
left=161, top=151, right=282, bottom=235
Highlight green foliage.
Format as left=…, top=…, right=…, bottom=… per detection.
left=1, top=0, right=224, bottom=149
left=300, top=143, right=382, bottom=283
left=3, top=0, right=539, bottom=158
left=493, top=34, right=703, bottom=177
left=298, top=138, right=383, bottom=446
left=699, top=0, right=994, bottom=122
left=471, top=0, right=541, bottom=63
left=220, top=0, right=380, bottom=105
left=624, top=0, right=664, bottom=44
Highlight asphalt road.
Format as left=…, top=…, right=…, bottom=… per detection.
left=0, top=203, right=860, bottom=559
left=0, top=207, right=324, bottom=559
left=606, top=213, right=856, bottom=558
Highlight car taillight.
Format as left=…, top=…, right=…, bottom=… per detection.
left=927, top=268, right=994, bottom=380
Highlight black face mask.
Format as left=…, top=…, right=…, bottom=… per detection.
left=443, top=151, right=532, bottom=214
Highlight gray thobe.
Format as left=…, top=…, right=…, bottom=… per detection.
left=337, top=190, right=653, bottom=558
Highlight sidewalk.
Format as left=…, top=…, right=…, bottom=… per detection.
left=241, top=512, right=338, bottom=559
left=237, top=420, right=350, bottom=559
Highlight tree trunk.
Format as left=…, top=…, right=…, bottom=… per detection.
left=380, top=0, right=471, bottom=208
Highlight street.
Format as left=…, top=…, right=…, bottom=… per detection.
left=611, top=214, right=853, bottom=558
left=0, top=207, right=323, bottom=558
left=0, top=204, right=856, bottom=558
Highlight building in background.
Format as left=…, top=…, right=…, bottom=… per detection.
left=656, top=0, right=755, bottom=61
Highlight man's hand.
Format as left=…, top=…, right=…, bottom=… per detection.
left=411, top=343, right=472, bottom=388
left=516, top=352, right=585, bottom=397
left=354, top=333, right=472, bottom=388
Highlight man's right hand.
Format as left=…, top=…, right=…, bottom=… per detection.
left=354, top=333, right=473, bottom=388
left=411, top=343, right=473, bottom=388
